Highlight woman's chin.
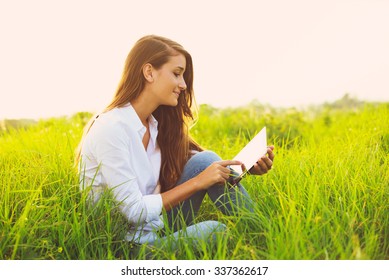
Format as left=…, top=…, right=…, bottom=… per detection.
left=167, top=99, right=179, bottom=107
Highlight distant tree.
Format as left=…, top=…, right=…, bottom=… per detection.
left=0, top=119, right=37, bottom=133
left=325, top=93, right=364, bottom=110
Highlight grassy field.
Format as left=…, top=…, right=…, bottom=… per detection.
left=0, top=99, right=388, bottom=260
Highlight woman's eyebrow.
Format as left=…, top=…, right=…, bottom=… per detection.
left=176, top=66, right=185, bottom=72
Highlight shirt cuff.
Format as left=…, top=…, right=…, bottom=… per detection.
left=143, top=194, right=163, bottom=222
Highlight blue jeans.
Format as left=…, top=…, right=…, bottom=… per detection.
left=149, top=151, right=253, bottom=247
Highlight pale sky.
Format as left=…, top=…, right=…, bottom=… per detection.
left=0, top=0, right=388, bottom=119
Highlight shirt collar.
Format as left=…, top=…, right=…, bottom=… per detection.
left=148, top=117, right=158, bottom=148
left=123, top=103, right=159, bottom=147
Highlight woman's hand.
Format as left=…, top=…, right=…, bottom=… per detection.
left=194, top=160, right=242, bottom=190
left=248, top=145, right=275, bottom=175
left=162, top=159, right=242, bottom=211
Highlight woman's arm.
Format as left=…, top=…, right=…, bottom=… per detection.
left=89, top=121, right=163, bottom=225
left=161, top=160, right=242, bottom=211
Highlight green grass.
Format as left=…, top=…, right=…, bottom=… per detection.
left=0, top=101, right=388, bottom=260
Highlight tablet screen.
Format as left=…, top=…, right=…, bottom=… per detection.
left=230, top=126, right=267, bottom=176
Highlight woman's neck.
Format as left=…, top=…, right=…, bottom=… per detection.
left=131, top=90, right=158, bottom=126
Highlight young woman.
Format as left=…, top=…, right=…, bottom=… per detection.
left=76, top=35, right=274, bottom=246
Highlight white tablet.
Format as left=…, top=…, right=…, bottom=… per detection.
left=230, top=126, right=267, bottom=179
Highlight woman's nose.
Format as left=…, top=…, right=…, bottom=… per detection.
left=179, top=79, right=187, bottom=91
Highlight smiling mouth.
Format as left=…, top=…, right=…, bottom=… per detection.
left=173, top=92, right=180, bottom=98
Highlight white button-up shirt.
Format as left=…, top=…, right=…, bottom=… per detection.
left=79, top=104, right=163, bottom=243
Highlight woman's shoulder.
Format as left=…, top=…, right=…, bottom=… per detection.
left=96, top=108, right=122, bottom=123
left=89, top=108, right=130, bottom=137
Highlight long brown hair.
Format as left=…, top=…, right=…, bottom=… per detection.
left=76, top=35, right=202, bottom=192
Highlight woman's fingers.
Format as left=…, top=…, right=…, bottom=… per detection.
left=250, top=164, right=264, bottom=175
left=250, top=146, right=275, bottom=175
left=258, top=159, right=270, bottom=173
left=267, top=146, right=275, bottom=161
left=260, top=156, right=273, bottom=169
left=250, top=156, right=273, bottom=175
left=214, top=161, right=242, bottom=183
left=217, top=160, right=242, bottom=167
left=203, top=162, right=233, bottom=184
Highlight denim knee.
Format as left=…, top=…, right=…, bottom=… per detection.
left=189, top=151, right=221, bottom=170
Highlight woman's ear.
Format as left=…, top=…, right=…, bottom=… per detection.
left=142, top=63, right=154, bottom=83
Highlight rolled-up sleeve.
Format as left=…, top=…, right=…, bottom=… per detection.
left=92, top=121, right=162, bottom=225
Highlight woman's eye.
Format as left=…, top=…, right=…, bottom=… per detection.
left=174, top=73, right=180, bottom=77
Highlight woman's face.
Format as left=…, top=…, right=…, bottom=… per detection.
left=150, top=54, right=187, bottom=107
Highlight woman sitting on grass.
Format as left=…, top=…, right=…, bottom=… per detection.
left=76, top=35, right=274, bottom=247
